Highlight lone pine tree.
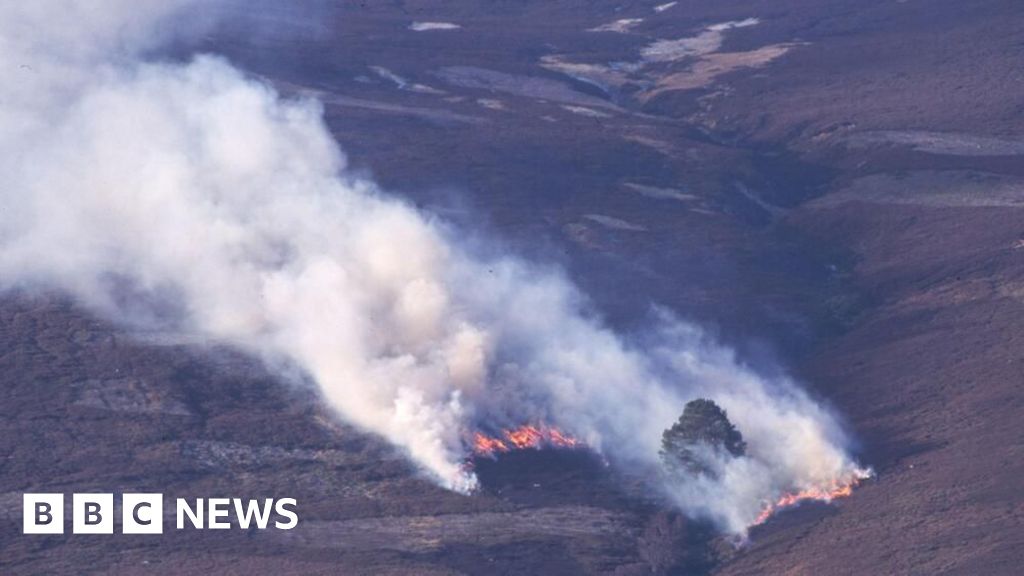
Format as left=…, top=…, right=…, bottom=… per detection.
left=660, top=399, right=746, bottom=476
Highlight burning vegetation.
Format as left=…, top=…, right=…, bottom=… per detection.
left=461, top=402, right=868, bottom=574
left=471, top=424, right=583, bottom=458
left=661, top=399, right=867, bottom=528
left=752, top=474, right=868, bottom=526
left=472, top=404, right=866, bottom=530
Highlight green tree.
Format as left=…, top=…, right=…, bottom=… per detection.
left=660, top=399, right=746, bottom=476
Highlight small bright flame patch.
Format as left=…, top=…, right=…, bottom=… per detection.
left=471, top=425, right=583, bottom=457
left=753, top=468, right=872, bottom=526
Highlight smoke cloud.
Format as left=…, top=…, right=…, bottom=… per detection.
left=0, top=1, right=865, bottom=533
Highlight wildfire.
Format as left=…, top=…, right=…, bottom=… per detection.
left=472, top=424, right=583, bottom=458
left=752, top=469, right=872, bottom=526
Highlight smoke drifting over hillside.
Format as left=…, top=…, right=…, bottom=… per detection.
left=0, top=1, right=866, bottom=533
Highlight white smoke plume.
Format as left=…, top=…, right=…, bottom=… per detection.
left=0, top=1, right=865, bottom=533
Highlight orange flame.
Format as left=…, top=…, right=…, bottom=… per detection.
left=752, top=471, right=870, bottom=526
left=472, top=424, right=583, bottom=457
left=472, top=433, right=510, bottom=457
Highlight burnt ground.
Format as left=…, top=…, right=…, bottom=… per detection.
left=2, top=0, right=1024, bottom=574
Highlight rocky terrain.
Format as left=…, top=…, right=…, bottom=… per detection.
left=3, top=1, right=1023, bottom=574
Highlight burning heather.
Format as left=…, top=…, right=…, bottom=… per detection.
left=753, top=469, right=873, bottom=526
left=472, top=425, right=584, bottom=457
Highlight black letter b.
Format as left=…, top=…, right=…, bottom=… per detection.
left=85, top=502, right=102, bottom=525
left=35, top=502, right=52, bottom=525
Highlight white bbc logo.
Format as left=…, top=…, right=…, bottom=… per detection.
left=23, top=493, right=163, bottom=534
